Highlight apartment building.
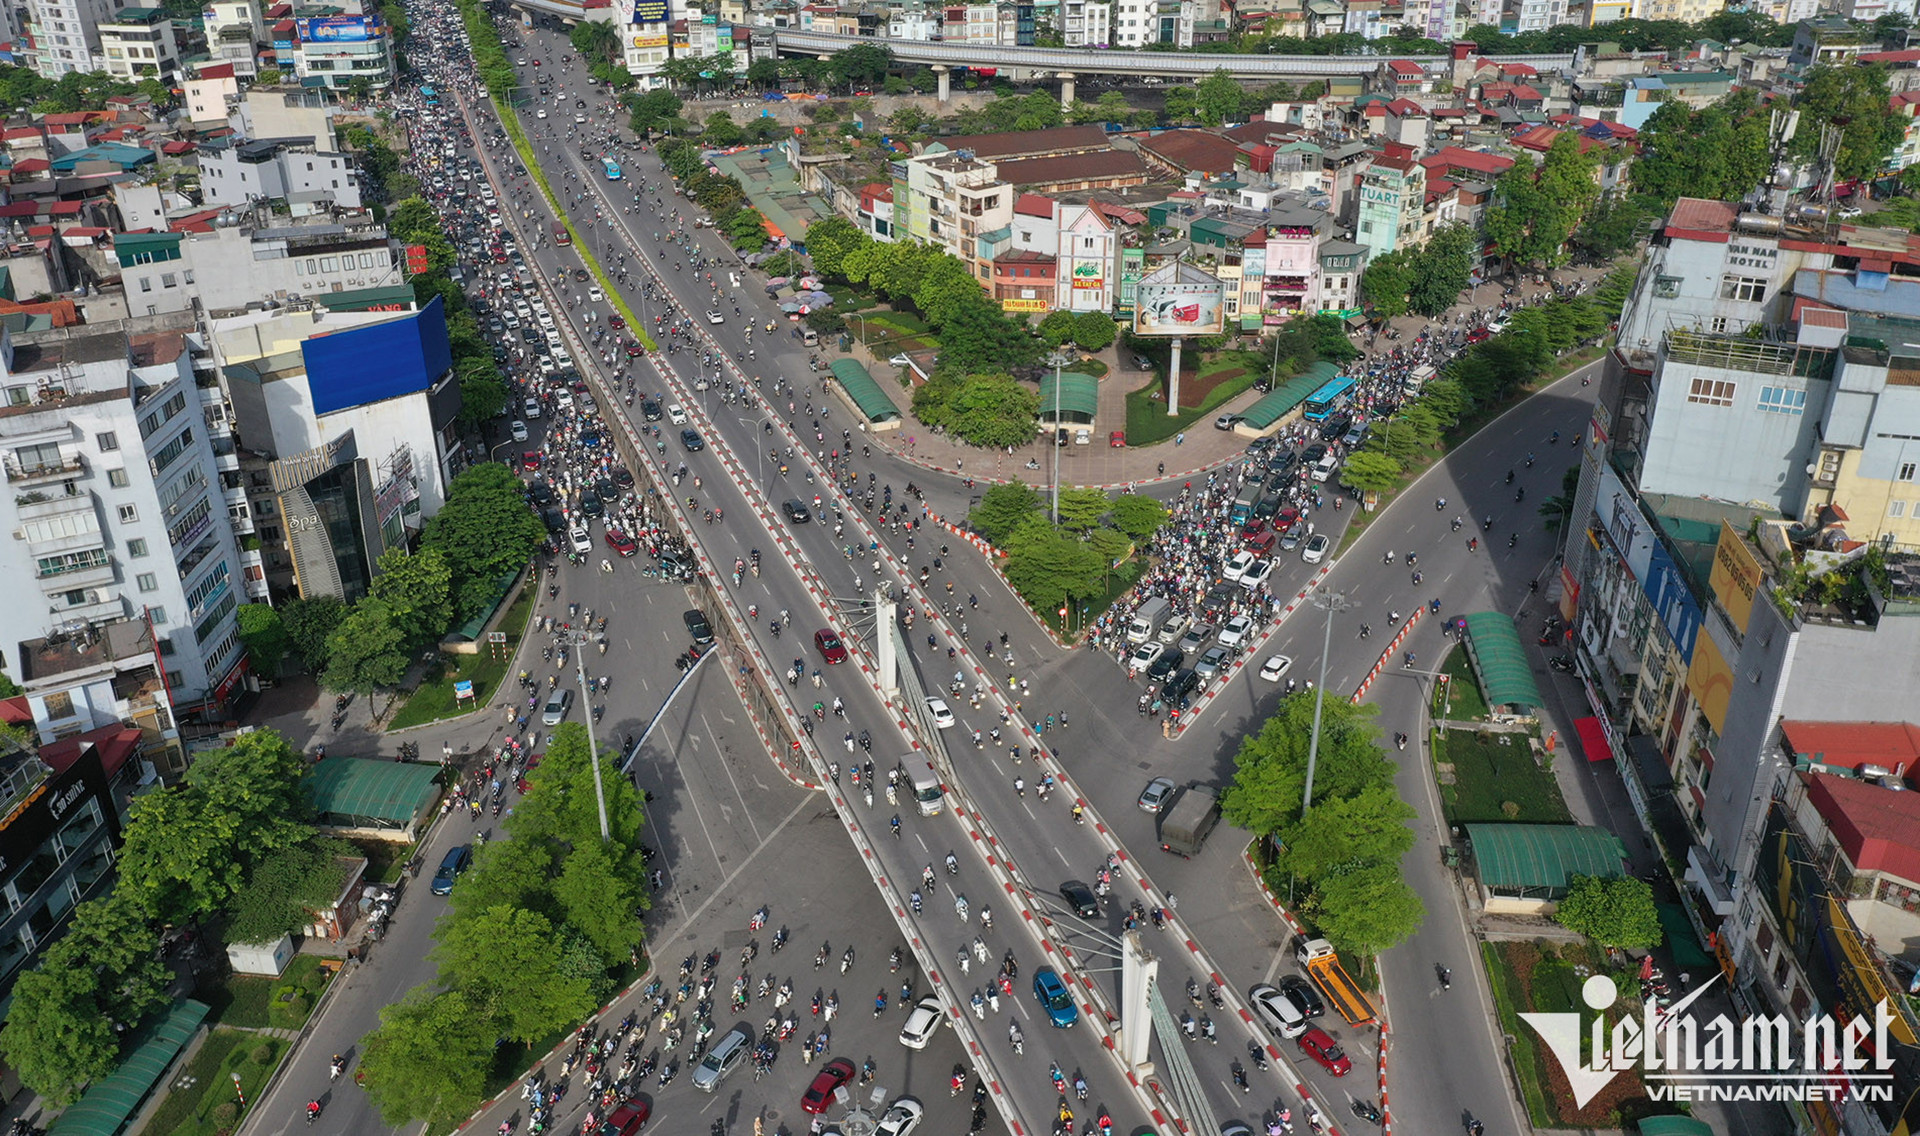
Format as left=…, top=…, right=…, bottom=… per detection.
left=1354, top=151, right=1426, bottom=262
left=289, top=12, right=397, bottom=94
left=199, top=136, right=363, bottom=210
left=617, top=0, right=672, bottom=86
left=117, top=217, right=399, bottom=318
left=21, top=0, right=120, bottom=76
left=203, top=0, right=265, bottom=79
left=97, top=4, right=181, bottom=84
left=0, top=315, right=251, bottom=721
left=1059, top=0, right=1108, bottom=46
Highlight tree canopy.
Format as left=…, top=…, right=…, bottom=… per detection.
left=423, top=462, right=548, bottom=621
left=1555, top=874, right=1663, bottom=949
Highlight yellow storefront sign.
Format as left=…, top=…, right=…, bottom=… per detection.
left=1001, top=298, right=1051, bottom=313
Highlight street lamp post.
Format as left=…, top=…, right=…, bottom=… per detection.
left=1300, top=590, right=1350, bottom=818
left=565, top=629, right=612, bottom=842
left=1050, top=361, right=1063, bottom=522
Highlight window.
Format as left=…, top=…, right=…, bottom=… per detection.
left=1720, top=275, right=1767, bottom=303
left=1902, top=462, right=1918, bottom=482
left=1710, top=316, right=1729, bottom=333
left=108, top=468, right=129, bottom=488
left=150, top=607, right=167, bottom=625
left=320, top=256, right=338, bottom=272
left=128, top=538, right=148, bottom=558
left=160, top=273, right=176, bottom=288
left=137, top=572, right=157, bottom=592
left=96, top=432, right=118, bottom=451
left=117, top=504, right=139, bottom=523
left=1758, top=386, right=1806, bottom=415
left=139, top=277, right=152, bottom=293
left=6, top=387, right=28, bottom=407
left=182, top=269, right=194, bottom=284
left=1687, top=378, right=1736, bottom=407
left=1890, top=501, right=1908, bottom=518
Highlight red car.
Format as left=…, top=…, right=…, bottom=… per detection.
left=801, top=1057, right=856, bottom=1114
left=814, top=629, right=848, bottom=664
left=609, top=313, right=626, bottom=329
left=521, top=450, right=543, bottom=471
left=625, top=342, right=644, bottom=357
left=1465, top=327, right=1491, bottom=344
left=1298, top=1027, right=1351, bottom=1076
left=606, top=1098, right=650, bottom=1135
left=605, top=529, right=637, bottom=557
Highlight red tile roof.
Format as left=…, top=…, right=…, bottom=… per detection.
left=38, top=724, right=141, bottom=778
left=1384, top=97, right=1426, bottom=116
left=196, top=62, right=236, bottom=79
left=0, top=202, right=37, bottom=217
left=9, top=158, right=47, bottom=173
left=169, top=208, right=224, bottom=233
left=1801, top=771, right=1920, bottom=883
left=1014, top=192, right=1053, bottom=218
left=1388, top=60, right=1423, bottom=76
left=1782, top=720, right=1920, bottom=772
left=1666, top=197, right=1739, bottom=240
left=1862, top=49, right=1920, bottom=64
left=1422, top=145, right=1514, bottom=177
left=47, top=201, right=80, bottom=216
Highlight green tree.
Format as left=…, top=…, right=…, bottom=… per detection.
left=802, top=216, right=867, bottom=279
left=449, top=834, right=555, bottom=923
left=1571, top=194, right=1649, bottom=260
left=281, top=594, right=348, bottom=673
left=424, top=463, right=548, bottom=620
left=369, top=546, right=453, bottom=650
left=434, top=905, right=595, bottom=1043
left=568, top=19, right=619, bottom=65
left=1360, top=249, right=1415, bottom=320
left=937, top=301, right=1042, bottom=376
left=746, top=58, right=782, bottom=88
left=237, top=603, right=290, bottom=676
left=1193, top=69, right=1247, bottom=126
left=1337, top=449, right=1402, bottom=496
left=1794, top=64, right=1907, bottom=182
left=1555, top=874, right=1663, bottom=949
left=1051, top=487, right=1111, bottom=533
left=552, top=840, right=650, bottom=965
left=1307, top=862, right=1425, bottom=955
left=969, top=483, right=1042, bottom=544
left=1036, top=309, right=1079, bottom=347
left=1272, top=784, right=1416, bottom=880
left=1072, top=311, right=1117, bottom=351
left=1220, top=695, right=1390, bottom=837
left=828, top=42, right=893, bottom=91
left=1409, top=223, right=1479, bottom=313
left=322, top=599, right=410, bottom=694
left=224, top=839, right=352, bottom=943
left=939, top=374, right=1040, bottom=448
left=626, top=87, right=684, bottom=135
left=511, top=724, right=648, bottom=850
left=1108, top=493, right=1169, bottom=542
left=358, top=989, right=495, bottom=1129
left=1001, top=516, right=1105, bottom=612
left=702, top=110, right=744, bottom=146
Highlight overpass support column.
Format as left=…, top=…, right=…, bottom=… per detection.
left=1058, top=71, right=1076, bottom=108
left=1166, top=336, right=1183, bottom=415
left=931, top=64, right=951, bottom=103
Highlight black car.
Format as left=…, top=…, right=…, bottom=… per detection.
left=1279, top=974, right=1326, bottom=1019
left=612, top=467, right=634, bottom=487
left=1266, top=450, right=1299, bottom=476
left=1301, top=443, right=1328, bottom=465
left=783, top=499, right=811, bottom=523
left=1202, top=583, right=1239, bottom=618
left=1317, top=414, right=1350, bottom=442
left=683, top=608, right=714, bottom=646
left=642, top=400, right=663, bottom=422
left=541, top=507, right=567, bottom=532
left=595, top=478, right=619, bottom=501
left=1163, top=668, right=1200, bottom=702
left=681, top=428, right=705, bottom=452
left=579, top=492, right=604, bottom=517
left=529, top=482, right=555, bottom=506
left=1146, top=647, right=1184, bottom=681
left=1060, top=880, right=1099, bottom=919
left=1245, top=436, right=1276, bottom=457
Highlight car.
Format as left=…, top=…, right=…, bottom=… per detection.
left=1178, top=626, right=1212, bottom=656
left=1195, top=645, right=1231, bottom=680
left=542, top=687, right=574, bottom=726
left=1075, top=428, right=1091, bottom=445
left=1464, top=326, right=1491, bottom=344
left=1279, top=974, right=1326, bottom=1019
left=625, top=342, right=643, bottom=357
left=1146, top=648, right=1183, bottom=682
left=1298, top=1027, right=1351, bottom=1076
left=898, top=997, right=943, bottom=1049
left=541, top=507, right=566, bottom=532
left=579, top=492, right=604, bottom=517
left=1164, top=668, right=1200, bottom=702
left=1202, top=583, right=1239, bottom=618
left=888, top=353, right=913, bottom=368
left=605, top=1097, right=651, bottom=1136
left=1110, top=430, right=1126, bottom=447
left=683, top=609, right=714, bottom=646
left=1303, top=533, right=1331, bottom=563
left=605, top=529, right=637, bottom=557
left=1279, top=529, right=1302, bottom=552
left=595, top=478, right=620, bottom=502
left=1244, top=529, right=1277, bottom=554
left=694, top=1026, right=752, bottom=1092
left=1241, top=559, right=1275, bottom=590
left=536, top=108, right=548, bottom=119
left=1222, top=1124, right=1255, bottom=1136
left=1250, top=982, right=1309, bottom=1039
left=429, top=845, right=472, bottom=895
left=569, top=526, right=593, bottom=555
left=523, top=396, right=542, bottom=419
left=510, top=420, right=529, bottom=442
left=801, top=1057, right=857, bottom=1113
left=1215, top=413, right=1239, bottom=431
left=680, top=428, right=704, bottom=451
left=815, top=629, right=848, bottom=664
left=1128, top=641, right=1165, bottom=671
left=1060, top=879, right=1099, bottom=918
left=667, top=404, right=688, bottom=425
left=529, top=482, right=555, bottom=507
left=705, top=309, right=726, bottom=325
left=925, top=697, right=955, bottom=729
left=874, top=1097, right=925, bottom=1136
left=1223, top=549, right=1257, bottom=582
left=1259, top=655, right=1294, bottom=683
left=1138, top=776, right=1177, bottom=812
left=1132, top=353, right=1154, bottom=370
left=1218, top=614, right=1254, bottom=649
left=1033, top=967, right=1078, bottom=1027
left=637, top=398, right=662, bottom=423
left=1245, top=436, right=1276, bottom=457
left=1301, top=443, right=1328, bottom=465
left=783, top=499, right=812, bottom=524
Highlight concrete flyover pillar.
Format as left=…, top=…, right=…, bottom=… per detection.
left=931, top=64, right=951, bottom=103
left=1058, top=71, right=1076, bottom=108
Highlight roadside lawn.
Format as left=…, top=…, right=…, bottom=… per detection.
left=1434, top=727, right=1572, bottom=825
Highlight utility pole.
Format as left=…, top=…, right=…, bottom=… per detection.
left=569, top=630, right=611, bottom=841
left=1050, top=361, right=1062, bottom=523
left=1301, top=590, right=1349, bottom=818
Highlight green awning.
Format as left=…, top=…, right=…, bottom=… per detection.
left=1038, top=372, right=1098, bottom=424
left=49, top=998, right=210, bottom=1136
left=1461, top=611, right=1543, bottom=713
left=317, top=283, right=419, bottom=312
left=1236, top=362, right=1341, bottom=430
left=1636, top=1118, right=1716, bottom=1136
left=310, top=757, right=441, bottom=830
left=828, top=359, right=901, bottom=423
left=1466, top=824, right=1627, bottom=896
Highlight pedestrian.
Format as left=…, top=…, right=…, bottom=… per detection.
left=1168, top=893, right=1177, bottom=911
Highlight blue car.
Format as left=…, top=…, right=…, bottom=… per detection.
left=1033, top=967, right=1078, bottom=1028
left=430, top=845, right=472, bottom=896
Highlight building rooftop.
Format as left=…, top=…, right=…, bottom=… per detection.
left=928, top=124, right=1110, bottom=163
left=1801, top=770, right=1920, bottom=883
left=1782, top=720, right=1920, bottom=774
left=16, top=618, right=154, bottom=685
left=993, top=149, right=1148, bottom=188
left=1138, top=129, right=1244, bottom=176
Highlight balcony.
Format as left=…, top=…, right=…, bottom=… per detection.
left=16, top=487, right=96, bottom=521
left=6, top=455, right=87, bottom=485
left=37, top=562, right=114, bottom=592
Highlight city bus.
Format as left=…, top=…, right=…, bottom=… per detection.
left=1302, top=374, right=1358, bottom=422
left=603, top=157, right=622, bottom=181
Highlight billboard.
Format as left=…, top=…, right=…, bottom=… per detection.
left=1132, top=261, right=1226, bottom=338
left=632, top=0, right=668, bottom=22
left=630, top=33, right=668, bottom=47
left=1069, top=262, right=1104, bottom=291
left=1001, top=298, right=1050, bottom=313
left=299, top=15, right=373, bottom=41
left=1709, top=521, right=1763, bottom=634
left=303, top=296, right=453, bottom=417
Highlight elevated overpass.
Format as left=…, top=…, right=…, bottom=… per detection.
left=769, top=28, right=1576, bottom=100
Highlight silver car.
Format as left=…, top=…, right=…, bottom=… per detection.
left=693, top=1026, right=752, bottom=1092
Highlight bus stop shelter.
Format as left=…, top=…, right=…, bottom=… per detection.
left=1038, top=372, right=1099, bottom=424
left=1233, top=362, right=1342, bottom=437
left=49, top=999, right=210, bottom=1136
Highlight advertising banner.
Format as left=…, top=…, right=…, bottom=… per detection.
left=1117, top=247, right=1144, bottom=314
left=630, top=33, right=668, bottom=47
left=1002, top=298, right=1051, bottom=313
left=299, top=15, right=371, bottom=42
left=1069, top=262, right=1103, bottom=291
left=632, top=0, right=669, bottom=22
left=1132, top=261, right=1225, bottom=338
left=1709, top=521, right=1763, bottom=634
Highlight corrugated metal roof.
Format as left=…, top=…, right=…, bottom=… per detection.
left=828, top=358, right=901, bottom=423
left=1466, top=824, right=1627, bottom=893
left=49, top=999, right=210, bottom=1136
left=1038, top=372, right=1098, bottom=423
left=310, top=756, right=441, bottom=828
left=1461, top=611, right=1542, bottom=712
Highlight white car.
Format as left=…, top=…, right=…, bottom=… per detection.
left=1217, top=614, right=1254, bottom=649
left=667, top=404, right=688, bottom=425
left=510, top=420, right=529, bottom=442
left=705, top=309, right=726, bottom=325
left=1240, top=559, right=1275, bottom=590
left=875, top=1097, right=925, bottom=1136
left=897, top=997, right=943, bottom=1049
left=568, top=526, right=592, bottom=555
left=1259, top=655, right=1294, bottom=683
left=888, top=353, right=913, bottom=368
left=1250, top=982, right=1309, bottom=1039
left=588, top=286, right=604, bottom=301
left=1223, top=549, right=1256, bottom=582
left=925, top=697, right=955, bottom=729
left=555, top=388, right=574, bottom=411
left=535, top=108, right=548, bottom=119
left=1302, top=533, right=1330, bottom=564
left=523, top=396, right=542, bottom=420
left=1128, top=641, right=1165, bottom=671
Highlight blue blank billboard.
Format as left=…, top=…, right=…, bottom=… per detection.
left=304, top=296, right=452, bottom=417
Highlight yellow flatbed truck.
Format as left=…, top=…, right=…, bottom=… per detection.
left=1297, top=937, right=1376, bottom=1026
